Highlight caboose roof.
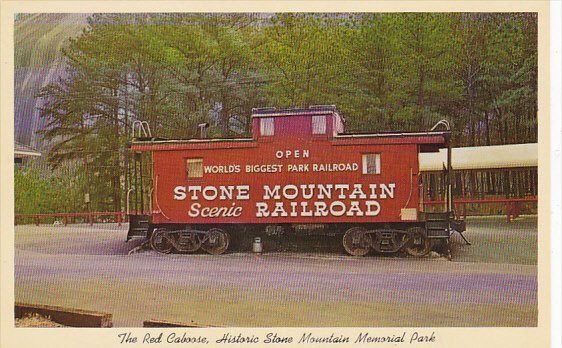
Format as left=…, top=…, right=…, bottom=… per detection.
left=129, top=130, right=449, bottom=151
left=130, top=105, right=451, bottom=151
left=251, top=105, right=342, bottom=118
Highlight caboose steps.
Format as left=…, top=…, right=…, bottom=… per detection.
left=127, top=215, right=151, bottom=240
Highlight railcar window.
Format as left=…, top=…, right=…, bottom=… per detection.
left=186, top=158, right=203, bottom=178
left=260, top=117, right=274, bottom=136
left=362, top=153, right=381, bottom=175
left=312, top=115, right=326, bottom=134
left=333, top=114, right=344, bottom=135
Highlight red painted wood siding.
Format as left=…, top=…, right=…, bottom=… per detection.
left=150, top=136, right=427, bottom=225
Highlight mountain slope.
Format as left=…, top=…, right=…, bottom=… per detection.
left=14, top=13, right=89, bottom=149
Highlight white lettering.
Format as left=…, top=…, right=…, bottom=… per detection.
left=330, top=201, right=346, bottom=216
left=188, top=203, right=242, bottom=218
left=380, top=183, right=395, bottom=199
left=177, top=183, right=397, bottom=219
left=369, top=184, right=378, bottom=199
left=275, top=149, right=310, bottom=159
left=314, top=201, right=329, bottom=217
left=237, top=186, right=250, bottom=200
left=188, top=203, right=201, bottom=217
left=188, top=186, right=202, bottom=200
left=335, top=184, right=350, bottom=199
left=202, top=186, right=218, bottom=201
left=263, top=185, right=281, bottom=200
left=283, top=185, right=298, bottom=200
left=346, top=201, right=364, bottom=216
left=290, top=201, right=298, bottom=217
left=174, top=186, right=186, bottom=200
left=349, top=184, right=367, bottom=199
left=219, top=186, right=234, bottom=200
left=300, top=201, right=313, bottom=217
left=318, top=184, right=333, bottom=199
left=366, top=201, right=381, bottom=216
left=256, top=202, right=269, bottom=217
left=271, top=202, right=288, bottom=217
left=300, top=184, right=315, bottom=199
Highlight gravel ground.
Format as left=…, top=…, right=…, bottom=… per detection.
left=15, top=313, right=66, bottom=328
left=14, top=216, right=537, bottom=327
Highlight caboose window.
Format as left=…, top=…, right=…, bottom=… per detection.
left=186, top=158, right=203, bottom=178
left=260, top=117, right=274, bottom=136
left=312, top=115, right=326, bottom=134
left=362, top=153, right=381, bottom=174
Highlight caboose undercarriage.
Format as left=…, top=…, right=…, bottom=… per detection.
left=149, top=226, right=230, bottom=255
left=128, top=212, right=465, bottom=257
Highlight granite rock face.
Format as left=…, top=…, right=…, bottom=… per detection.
left=14, top=13, right=89, bottom=150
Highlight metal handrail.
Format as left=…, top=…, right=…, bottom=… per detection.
left=131, top=120, right=152, bottom=138
left=126, top=188, right=134, bottom=214
left=430, top=119, right=451, bottom=131
left=153, top=174, right=170, bottom=220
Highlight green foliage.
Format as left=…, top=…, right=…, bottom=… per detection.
left=15, top=165, right=84, bottom=214
left=31, top=13, right=537, bottom=212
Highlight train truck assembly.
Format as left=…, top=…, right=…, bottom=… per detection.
left=126, top=105, right=465, bottom=257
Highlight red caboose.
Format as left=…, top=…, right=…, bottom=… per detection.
left=127, top=106, right=465, bottom=256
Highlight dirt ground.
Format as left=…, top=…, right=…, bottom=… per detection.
left=14, top=216, right=537, bottom=327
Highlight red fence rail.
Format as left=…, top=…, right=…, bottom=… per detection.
left=424, top=196, right=538, bottom=222
left=15, top=212, right=128, bottom=227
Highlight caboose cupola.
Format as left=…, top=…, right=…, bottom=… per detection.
left=251, top=105, right=346, bottom=140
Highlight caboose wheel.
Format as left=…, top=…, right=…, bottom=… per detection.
left=150, top=228, right=174, bottom=254
left=342, top=227, right=371, bottom=256
left=404, top=227, right=433, bottom=257
left=176, top=232, right=202, bottom=253
left=201, top=228, right=230, bottom=255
